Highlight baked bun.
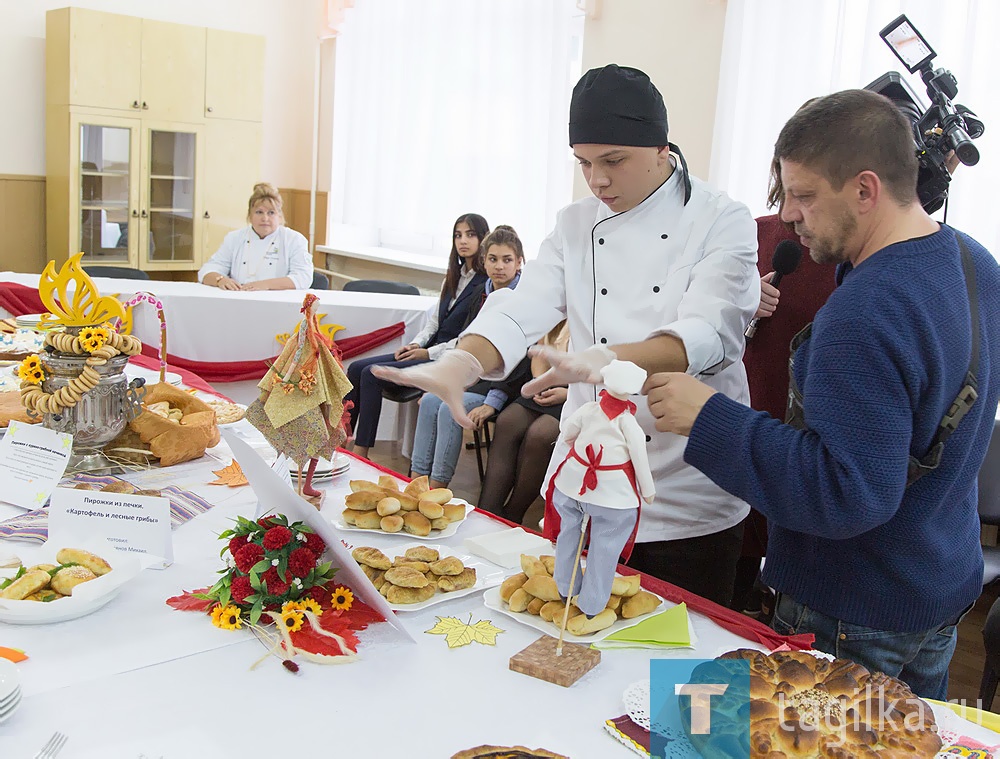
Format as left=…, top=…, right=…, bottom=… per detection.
left=443, top=502, right=467, bottom=522
left=384, top=566, right=429, bottom=588
left=380, top=514, right=404, bottom=533
left=353, top=510, right=383, bottom=529
left=56, top=547, right=112, bottom=576
left=429, top=556, right=464, bottom=576
left=386, top=583, right=435, bottom=605
left=50, top=565, right=98, bottom=595
left=417, top=500, right=445, bottom=520
left=376, top=497, right=401, bottom=516
left=404, top=475, right=430, bottom=496
left=0, top=569, right=51, bottom=600
left=403, top=511, right=431, bottom=537
left=421, top=487, right=453, bottom=504
left=405, top=546, right=439, bottom=562
left=438, top=567, right=477, bottom=592
left=352, top=546, right=391, bottom=570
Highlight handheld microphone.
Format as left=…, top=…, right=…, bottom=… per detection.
left=744, top=240, right=803, bottom=339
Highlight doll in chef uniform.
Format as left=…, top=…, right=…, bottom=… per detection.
left=547, top=360, right=655, bottom=618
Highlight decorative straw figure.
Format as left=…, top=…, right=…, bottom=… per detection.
left=546, top=360, right=654, bottom=633
left=246, top=294, right=353, bottom=505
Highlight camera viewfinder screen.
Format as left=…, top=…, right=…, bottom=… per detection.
left=881, top=16, right=936, bottom=73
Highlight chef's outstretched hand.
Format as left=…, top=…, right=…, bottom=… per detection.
left=521, top=345, right=615, bottom=396
left=644, top=372, right=718, bottom=436
left=372, top=349, right=484, bottom=429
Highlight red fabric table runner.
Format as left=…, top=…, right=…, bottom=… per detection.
left=338, top=449, right=816, bottom=652
left=0, top=281, right=405, bottom=383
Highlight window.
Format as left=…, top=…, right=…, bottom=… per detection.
left=710, top=0, right=999, bottom=259
left=329, top=0, right=583, bottom=260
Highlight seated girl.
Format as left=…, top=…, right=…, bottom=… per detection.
left=345, top=213, right=489, bottom=459
left=409, top=226, right=525, bottom=488
left=477, top=320, right=570, bottom=524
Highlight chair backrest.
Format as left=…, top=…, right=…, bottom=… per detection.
left=343, top=279, right=419, bottom=296
left=979, top=416, right=1000, bottom=524
left=82, top=266, right=150, bottom=281
left=311, top=271, right=330, bottom=290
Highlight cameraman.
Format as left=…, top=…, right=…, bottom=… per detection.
left=646, top=89, right=1000, bottom=700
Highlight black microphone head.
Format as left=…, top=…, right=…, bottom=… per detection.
left=772, top=240, right=803, bottom=277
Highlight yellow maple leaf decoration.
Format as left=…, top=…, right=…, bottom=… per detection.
left=425, top=615, right=504, bottom=648
left=209, top=460, right=249, bottom=487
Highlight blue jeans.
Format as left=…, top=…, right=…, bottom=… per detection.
left=410, top=392, right=485, bottom=484
left=771, top=593, right=971, bottom=700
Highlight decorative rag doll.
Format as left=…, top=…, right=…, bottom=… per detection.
left=246, top=294, right=353, bottom=503
left=545, top=360, right=654, bottom=628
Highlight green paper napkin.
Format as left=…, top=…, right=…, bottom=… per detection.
left=593, top=602, right=691, bottom=650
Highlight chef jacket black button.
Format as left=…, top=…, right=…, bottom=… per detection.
left=645, top=435, right=651, bottom=442
left=653, top=286, right=660, bottom=293
left=600, top=337, right=608, bottom=344
left=598, top=238, right=605, bottom=245
left=661, top=233, right=668, bottom=239
left=601, top=288, right=607, bottom=295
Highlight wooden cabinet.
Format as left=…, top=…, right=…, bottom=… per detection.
left=45, top=8, right=263, bottom=273
left=205, top=29, right=265, bottom=122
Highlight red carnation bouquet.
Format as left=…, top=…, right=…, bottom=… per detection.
left=167, top=514, right=382, bottom=671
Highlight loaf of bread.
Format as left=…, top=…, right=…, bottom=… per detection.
left=706, top=649, right=943, bottom=758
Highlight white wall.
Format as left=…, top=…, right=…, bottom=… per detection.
left=0, top=0, right=321, bottom=188
left=576, top=0, right=726, bottom=197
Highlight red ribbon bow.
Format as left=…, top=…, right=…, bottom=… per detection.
left=579, top=443, right=603, bottom=495
left=599, top=389, right=636, bottom=419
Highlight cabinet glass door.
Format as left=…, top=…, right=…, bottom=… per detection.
left=79, top=124, right=131, bottom=263
left=146, top=129, right=196, bottom=264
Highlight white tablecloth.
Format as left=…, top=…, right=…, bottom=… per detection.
left=0, top=272, right=437, bottom=364
left=0, top=420, right=773, bottom=759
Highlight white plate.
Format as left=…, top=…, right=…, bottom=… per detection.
left=0, top=541, right=143, bottom=625
left=0, top=687, right=21, bottom=710
left=482, top=584, right=667, bottom=644
left=0, top=694, right=21, bottom=724
left=208, top=402, right=248, bottom=428
left=331, top=500, right=475, bottom=541
left=373, top=543, right=505, bottom=612
left=0, top=659, right=19, bottom=701
left=13, top=314, right=44, bottom=328
left=288, top=452, right=351, bottom=476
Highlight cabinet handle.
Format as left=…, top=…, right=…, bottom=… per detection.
left=203, top=211, right=211, bottom=219
left=131, top=100, right=140, bottom=109
left=131, top=209, right=139, bottom=218
left=141, top=101, right=148, bottom=110
left=206, top=106, right=214, bottom=113
left=140, top=209, right=148, bottom=219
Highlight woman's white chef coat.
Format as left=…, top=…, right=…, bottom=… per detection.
left=198, top=226, right=313, bottom=289
left=466, top=162, right=760, bottom=542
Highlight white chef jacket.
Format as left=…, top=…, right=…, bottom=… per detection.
left=198, top=226, right=313, bottom=289
left=553, top=399, right=655, bottom=510
left=465, top=163, right=760, bottom=542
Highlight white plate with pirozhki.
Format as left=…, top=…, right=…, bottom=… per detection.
left=482, top=553, right=665, bottom=643
left=352, top=543, right=505, bottom=612
left=333, top=475, right=472, bottom=540
left=0, top=541, right=142, bottom=625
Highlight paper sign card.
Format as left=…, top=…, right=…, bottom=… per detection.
left=0, top=420, right=73, bottom=510
left=222, top=430, right=413, bottom=642
left=49, top=487, right=174, bottom=569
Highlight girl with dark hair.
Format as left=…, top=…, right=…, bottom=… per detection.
left=410, top=225, right=525, bottom=487
left=345, top=214, right=489, bottom=459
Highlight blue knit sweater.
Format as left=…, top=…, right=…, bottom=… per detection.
left=686, top=226, right=1000, bottom=632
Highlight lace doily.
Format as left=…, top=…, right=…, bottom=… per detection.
left=621, top=680, right=700, bottom=758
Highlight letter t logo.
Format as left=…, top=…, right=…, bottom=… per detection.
left=675, top=683, right=728, bottom=734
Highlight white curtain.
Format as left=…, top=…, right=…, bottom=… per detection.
left=710, top=0, right=1000, bottom=259
left=329, top=0, right=583, bottom=260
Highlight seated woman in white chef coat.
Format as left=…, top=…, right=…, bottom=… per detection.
left=198, top=183, right=313, bottom=291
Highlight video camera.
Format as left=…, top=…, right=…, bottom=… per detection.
left=865, top=14, right=984, bottom=214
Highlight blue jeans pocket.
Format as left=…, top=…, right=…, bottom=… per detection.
left=771, top=593, right=806, bottom=635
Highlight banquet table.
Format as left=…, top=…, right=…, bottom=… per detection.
left=0, top=271, right=436, bottom=383
left=1, top=419, right=997, bottom=759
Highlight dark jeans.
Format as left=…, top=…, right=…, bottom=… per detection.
left=625, top=521, right=744, bottom=607
left=345, top=353, right=427, bottom=448
left=771, top=593, right=972, bottom=700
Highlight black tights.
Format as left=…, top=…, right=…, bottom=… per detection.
left=478, top=404, right=560, bottom=525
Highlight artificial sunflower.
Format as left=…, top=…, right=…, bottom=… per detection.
left=210, top=604, right=225, bottom=625
left=298, top=597, right=323, bottom=616
left=17, top=355, right=45, bottom=385
left=79, top=326, right=108, bottom=353
left=281, top=600, right=305, bottom=614
left=330, top=586, right=354, bottom=611
left=213, top=604, right=243, bottom=630
left=281, top=609, right=305, bottom=633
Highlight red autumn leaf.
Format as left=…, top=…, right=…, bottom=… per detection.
left=288, top=598, right=382, bottom=657
left=166, top=588, right=213, bottom=613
